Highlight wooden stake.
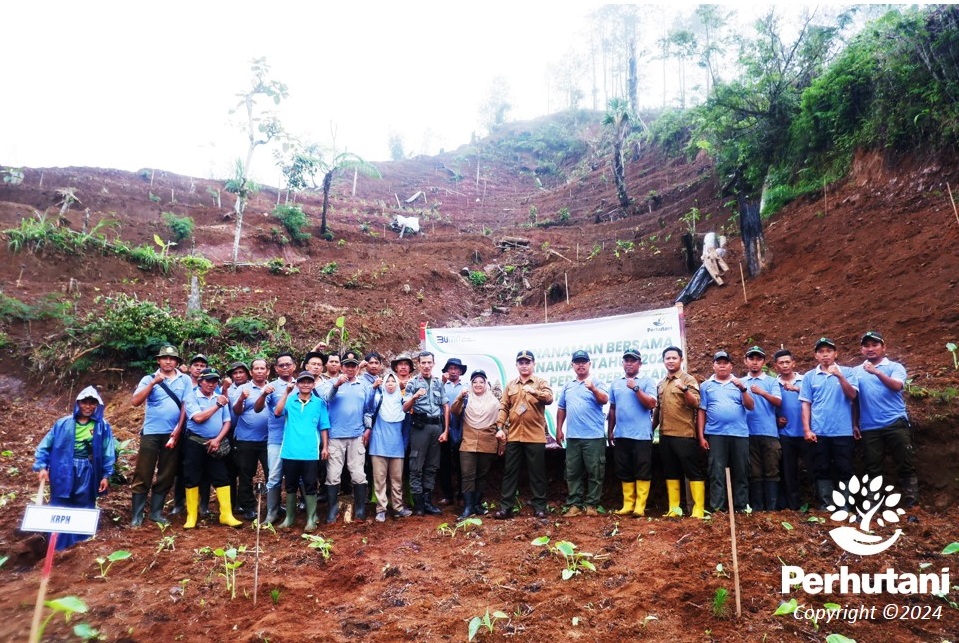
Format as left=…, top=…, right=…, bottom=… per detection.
left=544, top=291, right=548, bottom=322
left=948, top=183, right=959, bottom=227
left=253, top=483, right=262, bottom=606
left=823, top=176, right=827, bottom=217
left=564, top=272, right=569, bottom=304
left=724, top=467, right=742, bottom=618
left=738, top=262, right=748, bottom=303
left=29, top=480, right=56, bottom=643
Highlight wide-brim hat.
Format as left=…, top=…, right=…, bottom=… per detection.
left=228, top=361, right=250, bottom=376
left=156, top=345, right=182, bottom=362
left=390, top=353, right=415, bottom=371
left=442, top=357, right=468, bottom=373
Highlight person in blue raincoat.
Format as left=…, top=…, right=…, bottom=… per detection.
left=33, top=385, right=116, bottom=550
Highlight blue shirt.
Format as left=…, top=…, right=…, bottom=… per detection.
left=743, top=372, right=780, bottom=438
left=280, top=394, right=330, bottom=460
left=444, top=380, right=465, bottom=443
left=799, top=366, right=858, bottom=437
left=777, top=374, right=805, bottom=438
left=699, top=377, right=749, bottom=437
left=184, top=387, right=230, bottom=440
left=608, top=376, right=656, bottom=440
left=263, top=378, right=294, bottom=445
left=322, top=378, right=373, bottom=439
left=135, top=372, right=190, bottom=435
left=558, top=378, right=608, bottom=439
left=854, top=359, right=908, bottom=431
left=230, top=382, right=269, bottom=442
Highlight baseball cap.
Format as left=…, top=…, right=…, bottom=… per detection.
left=470, top=369, right=488, bottom=382
left=571, top=350, right=590, bottom=362
left=815, top=337, right=837, bottom=351
left=745, top=346, right=766, bottom=358
left=296, top=371, right=316, bottom=382
left=197, top=368, right=220, bottom=381
left=713, top=350, right=731, bottom=362
left=623, top=348, right=642, bottom=360
left=860, top=331, right=884, bottom=345
left=341, top=351, right=361, bottom=366
left=516, top=350, right=535, bottom=361
left=189, top=353, right=209, bottom=365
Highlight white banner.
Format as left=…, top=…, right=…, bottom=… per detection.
left=424, top=306, right=684, bottom=444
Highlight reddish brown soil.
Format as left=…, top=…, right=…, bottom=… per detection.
left=1, top=123, right=958, bottom=642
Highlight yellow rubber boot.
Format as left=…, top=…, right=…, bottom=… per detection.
left=663, top=479, right=683, bottom=517
left=215, top=486, right=243, bottom=528
left=633, top=480, right=651, bottom=517
left=690, top=480, right=706, bottom=519
left=614, top=481, right=636, bottom=515
left=183, top=487, right=200, bottom=529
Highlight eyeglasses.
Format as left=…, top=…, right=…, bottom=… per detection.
left=276, top=362, right=295, bottom=368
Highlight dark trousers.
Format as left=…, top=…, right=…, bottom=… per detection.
left=131, top=433, right=179, bottom=496
left=748, top=436, right=782, bottom=481
left=812, top=436, right=855, bottom=483
left=283, top=459, right=319, bottom=495
left=564, top=437, right=606, bottom=508
left=182, top=437, right=230, bottom=489
left=499, top=441, right=547, bottom=513
left=459, top=451, right=495, bottom=495
left=659, top=435, right=705, bottom=481
left=780, top=436, right=814, bottom=510
left=438, top=439, right=461, bottom=500
left=613, top=438, right=653, bottom=481
left=409, top=422, right=443, bottom=495
left=705, top=435, right=749, bottom=511
left=233, top=440, right=268, bottom=510
left=861, top=421, right=915, bottom=480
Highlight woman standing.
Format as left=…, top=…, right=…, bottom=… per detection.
left=451, top=370, right=501, bottom=520
left=368, top=372, right=413, bottom=522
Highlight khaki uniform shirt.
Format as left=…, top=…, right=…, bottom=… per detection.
left=657, top=372, right=700, bottom=438
left=496, top=375, right=554, bottom=444
left=451, top=396, right=499, bottom=454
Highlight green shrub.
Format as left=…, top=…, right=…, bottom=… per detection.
left=272, top=205, right=311, bottom=244
left=468, top=271, right=487, bottom=287
left=128, top=244, right=176, bottom=273
left=320, top=262, right=338, bottom=275
left=162, top=212, right=195, bottom=242
left=225, top=316, right=269, bottom=340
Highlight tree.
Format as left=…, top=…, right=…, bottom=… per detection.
left=666, top=28, right=699, bottom=108
left=693, top=4, right=733, bottom=98
left=478, top=76, right=512, bottom=134
left=387, top=131, right=406, bottom=161
left=603, top=97, right=633, bottom=210
left=227, top=57, right=288, bottom=266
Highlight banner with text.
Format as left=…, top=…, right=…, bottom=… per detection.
left=424, top=306, right=683, bottom=445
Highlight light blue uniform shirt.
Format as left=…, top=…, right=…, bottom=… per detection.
left=280, top=394, right=330, bottom=460
left=743, top=372, right=780, bottom=438
left=264, top=378, right=294, bottom=445
left=854, top=359, right=908, bottom=431
left=135, top=372, right=190, bottom=435
left=608, top=376, right=656, bottom=440
left=184, top=387, right=230, bottom=440
left=444, top=380, right=465, bottom=443
left=798, top=365, right=858, bottom=437
left=322, top=378, right=373, bottom=439
left=558, top=378, right=608, bottom=439
left=777, top=374, right=805, bottom=438
left=230, top=382, right=269, bottom=442
left=699, top=377, right=749, bottom=437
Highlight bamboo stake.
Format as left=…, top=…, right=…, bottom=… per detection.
left=544, top=291, right=548, bottom=323
left=948, top=183, right=959, bottom=227
left=29, top=480, right=56, bottom=643
left=823, top=176, right=827, bottom=217
left=739, top=262, right=748, bottom=303
left=725, top=467, right=742, bottom=618
left=253, top=482, right=262, bottom=606
left=564, top=272, right=569, bottom=304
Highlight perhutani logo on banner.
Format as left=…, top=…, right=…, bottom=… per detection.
left=782, top=475, right=950, bottom=595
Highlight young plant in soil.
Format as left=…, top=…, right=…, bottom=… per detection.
left=214, top=546, right=245, bottom=600
left=467, top=608, right=508, bottom=641
left=155, top=523, right=176, bottom=553
left=270, top=588, right=281, bottom=606
left=711, top=587, right=730, bottom=618
left=37, top=596, right=96, bottom=641
left=302, top=534, right=334, bottom=560
left=531, top=536, right=596, bottom=580
left=94, top=550, right=132, bottom=578
left=437, top=517, right=482, bottom=537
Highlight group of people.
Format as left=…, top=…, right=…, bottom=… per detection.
left=33, top=329, right=914, bottom=549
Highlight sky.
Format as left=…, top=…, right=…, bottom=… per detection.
left=3, top=1, right=616, bottom=183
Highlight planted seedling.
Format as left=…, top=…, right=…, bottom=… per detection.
left=467, top=608, right=508, bottom=641
left=712, top=587, right=729, bottom=618
left=36, top=596, right=88, bottom=641
left=531, top=536, right=596, bottom=580
left=212, top=546, right=245, bottom=599
left=302, top=534, right=333, bottom=560
left=270, top=587, right=281, bottom=606
left=155, top=524, right=176, bottom=553
left=436, top=517, right=482, bottom=538
left=95, top=550, right=132, bottom=578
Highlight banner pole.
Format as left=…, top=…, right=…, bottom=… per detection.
left=543, top=292, right=548, bottom=323
left=675, top=302, right=687, bottom=368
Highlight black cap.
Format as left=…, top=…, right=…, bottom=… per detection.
left=815, top=337, right=837, bottom=351
left=189, top=353, right=209, bottom=365
left=296, top=371, right=316, bottom=382
left=442, top=357, right=468, bottom=373
left=745, top=346, right=766, bottom=358
left=623, top=348, right=642, bottom=360
left=341, top=350, right=361, bottom=366
left=713, top=350, right=731, bottom=362
left=197, top=368, right=220, bottom=381
left=516, top=350, right=535, bottom=361
left=571, top=350, right=590, bottom=362
left=470, top=369, right=488, bottom=381
left=302, top=351, right=327, bottom=368
left=860, top=331, right=884, bottom=345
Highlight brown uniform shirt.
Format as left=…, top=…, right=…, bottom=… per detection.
left=657, top=372, right=700, bottom=438
left=451, top=396, right=499, bottom=454
left=496, top=374, right=554, bottom=443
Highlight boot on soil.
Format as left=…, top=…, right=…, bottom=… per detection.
left=199, top=486, right=211, bottom=517
left=663, top=479, right=683, bottom=517
left=764, top=481, right=780, bottom=512
left=614, top=481, right=636, bottom=515
left=183, top=487, right=200, bottom=529
left=633, top=480, right=651, bottom=517
left=422, top=489, right=443, bottom=515
left=353, top=484, right=368, bottom=521
left=280, top=492, right=298, bottom=528
left=689, top=480, right=706, bottom=519
left=304, top=495, right=319, bottom=532
left=473, top=492, right=488, bottom=516
left=149, top=493, right=169, bottom=526
left=130, top=493, right=148, bottom=527
left=412, top=493, right=425, bottom=517
left=216, top=486, right=243, bottom=528
left=816, top=479, right=836, bottom=510
left=325, top=485, right=340, bottom=524
left=264, top=486, right=282, bottom=525
left=902, top=476, right=919, bottom=508
left=457, top=491, right=476, bottom=521
left=749, top=481, right=766, bottom=512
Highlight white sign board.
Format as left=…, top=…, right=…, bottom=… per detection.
left=21, top=505, right=101, bottom=536
left=424, top=307, right=684, bottom=444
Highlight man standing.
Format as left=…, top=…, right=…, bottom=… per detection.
left=608, top=348, right=657, bottom=516
left=742, top=346, right=782, bottom=511
left=254, top=353, right=298, bottom=524
left=654, top=346, right=704, bottom=518
left=403, top=352, right=449, bottom=515
left=320, top=352, right=374, bottom=522
left=493, top=350, right=554, bottom=519
left=556, top=350, right=609, bottom=517
left=440, top=357, right=467, bottom=506
left=129, top=345, right=189, bottom=527
left=170, top=353, right=214, bottom=516
left=854, top=331, right=916, bottom=505
left=773, top=349, right=809, bottom=510
left=698, top=351, right=754, bottom=512
left=230, top=359, right=270, bottom=521
left=799, top=337, right=858, bottom=508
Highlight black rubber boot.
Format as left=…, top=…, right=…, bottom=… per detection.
left=816, top=480, right=835, bottom=510
left=131, top=493, right=147, bottom=527
left=199, top=486, right=211, bottom=517
left=412, top=493, right=425, bottom=517
left=473, top=491, right=488, bottom=515
left=457, top=491, right=475, bottom=521
left=764, top=481, right=780, bottom=512
left=423, top=489, right=442, bottom=515
left=325, top=485, right=340, bottom=524
left=748, top=481, right=765, bottom=512
left=902, top=476, right=919, bottom=508
left=149, top=493, right=169, bottom=526
left=353, top=484, right=368, bottom=521
left=264, top=486, right=282, bottom=525
left=171, top=476, right=185, bottom=516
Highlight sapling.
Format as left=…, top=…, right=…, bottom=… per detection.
left=712, top=587, right=729, bottom=618
left=302, top=534, right=333, bottom=560
left=36, top=596, right=88, bottom=641
left=467, top=608, right=508, bottom=641
left=531, top=536, right=596, bottom=580
left=94, top=550, right=132, bottom=578
left=212, top=546, right=245, bottom=599
left=436, top=517, right=482, bottom=537
left=270, top=588, right=281, bottom=606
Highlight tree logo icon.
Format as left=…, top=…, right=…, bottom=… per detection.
left=827, top=474, right=905, bottom=556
